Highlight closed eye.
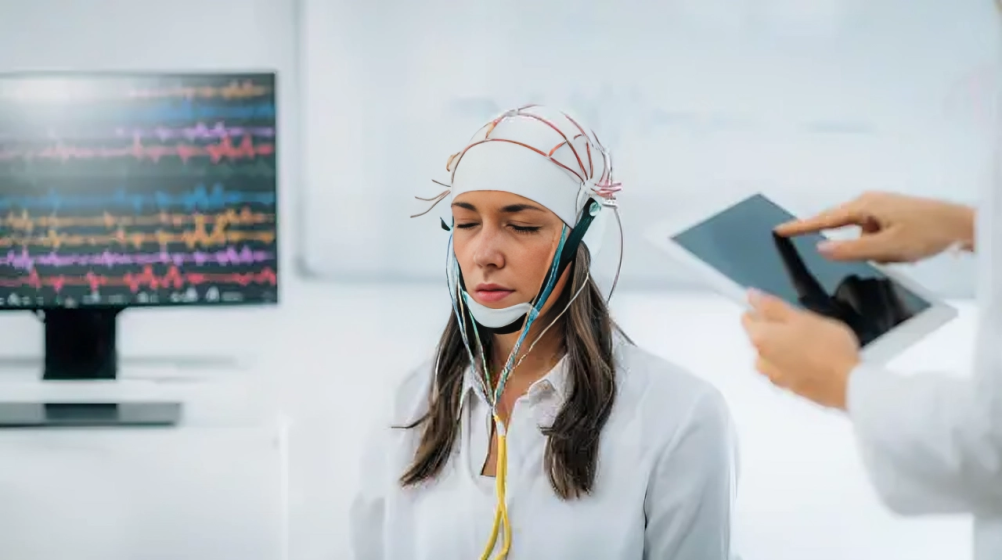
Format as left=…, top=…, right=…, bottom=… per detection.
left=510, top=225, right=541, bottom=234
left=452, top=223, right=540, bottom=234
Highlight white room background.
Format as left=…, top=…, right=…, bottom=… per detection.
left=0, top=1, right=996, bottom=560
left=301, top=0, right=1000, bottom=297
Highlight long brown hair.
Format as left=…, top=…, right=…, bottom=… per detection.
left=397, top=245, right=630, bottom=499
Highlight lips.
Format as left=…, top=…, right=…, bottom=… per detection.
left=474, top=283, right=514, bottom=304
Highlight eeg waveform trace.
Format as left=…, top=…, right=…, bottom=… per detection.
left=0, top=72, right=278, bottom=308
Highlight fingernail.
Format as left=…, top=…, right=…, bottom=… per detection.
left=817, top=240, right=835, bottom=253
left=747, top=287, right=763, bottom=303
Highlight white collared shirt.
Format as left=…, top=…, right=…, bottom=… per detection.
left=349, top=341, right=739, bottom=559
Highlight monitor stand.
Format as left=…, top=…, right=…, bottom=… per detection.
left=0, top=308, right=182, bottom=428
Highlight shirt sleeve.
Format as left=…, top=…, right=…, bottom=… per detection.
left=347, top=410, right=392, bottom=560
left=847, top=363, right=1002, bottom=517
left=848, top=122, right=1002, bottom=518
left=643, top=386, right=740, bottom=560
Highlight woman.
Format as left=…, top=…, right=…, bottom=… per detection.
left=349, top=105, right=739, bottom=559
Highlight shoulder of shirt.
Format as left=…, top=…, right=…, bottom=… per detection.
left=613, top=341, right=732, bottom=439
left=383, top=355, right=437, bottom=426
left=358, top=356, right=436, bottom=454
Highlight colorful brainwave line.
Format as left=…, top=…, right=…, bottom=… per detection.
left=116, top=101, right=275, bottom=122
left=0, top=102, right=274, bottom=123
left=0, top=224, right=276, bottom=250
left=0, top=135, right=274, bottom=163
left=127, top=80, right=272, bottom=100
left=0, top=160, right=276, bottom=180
left=0, top=123, right=274, bottom=142
left=3, top=207, right=274, bottom=232
left=115, top=123, right=275, bottom=141
left=0, top=185, right=275, bottom=212
left=1, top=246, right=274, bottom=270
left=0, top=265, right=277, bottom=293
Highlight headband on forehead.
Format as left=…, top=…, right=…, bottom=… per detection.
left=411, top=104, right=622, bottom=224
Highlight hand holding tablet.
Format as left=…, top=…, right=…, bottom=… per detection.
left=645, top=193, right=960, bottom=365
left=740, top=287, right=862, bottom=410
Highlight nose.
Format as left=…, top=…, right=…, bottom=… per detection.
left=472, top=224, right=505, bottom=269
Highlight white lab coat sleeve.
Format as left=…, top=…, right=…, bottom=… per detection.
left=847, top=363, right=1002, bottom=516
left=643, top=386, right=739, bottom=560
left=347, top=410, right=392, bottom=560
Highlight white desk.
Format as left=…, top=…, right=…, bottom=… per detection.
left=0, top=366, right=287, bottom=560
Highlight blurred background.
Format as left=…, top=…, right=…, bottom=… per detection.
left=0, top=0, right=997, bottom=558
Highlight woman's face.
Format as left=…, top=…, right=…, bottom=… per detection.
left=451, top=190, right=571, bottom=313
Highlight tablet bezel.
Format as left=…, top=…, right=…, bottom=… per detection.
left=644, top=191, right=958, bottom=365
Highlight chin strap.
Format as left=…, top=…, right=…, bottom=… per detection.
left=555, top=198, right=600, bottom=273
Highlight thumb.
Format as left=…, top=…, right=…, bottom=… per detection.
left=748, top=289, right=796, bottom=322
left=817, top=230, right=897, bottom=262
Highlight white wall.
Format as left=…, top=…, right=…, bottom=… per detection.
left=300, top=0, right=999, bottom=297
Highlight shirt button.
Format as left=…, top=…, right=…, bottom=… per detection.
left=527, top=384, right=547, bottom=401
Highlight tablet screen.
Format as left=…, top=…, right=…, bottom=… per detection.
left=672, top=194, right=932, bottom=346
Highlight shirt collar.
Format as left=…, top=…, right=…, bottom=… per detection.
left=537, top=355, right=570, bottom=403
left=458, top=354, right=570, bottom=410
left=460, top=366, right=485, bottom=409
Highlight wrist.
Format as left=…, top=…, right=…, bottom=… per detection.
left=833, top=356, right=860, bottom=411
left=949, top=203, right=976, bottom=252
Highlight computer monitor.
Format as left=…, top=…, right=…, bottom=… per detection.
left=0, top=72, right=278, bottom=424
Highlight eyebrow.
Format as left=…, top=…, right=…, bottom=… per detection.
left=451, top=201, right=544, bottom=214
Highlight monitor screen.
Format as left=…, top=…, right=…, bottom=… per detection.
left=671, top=194, right=932, bottom=347
left=0, top=72, right=278, bottom=308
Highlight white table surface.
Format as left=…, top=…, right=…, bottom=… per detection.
left=0, top=363, right=288, bottom=560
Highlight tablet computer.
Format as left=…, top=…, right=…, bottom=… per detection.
left=645, top=192, right=958, bottom=363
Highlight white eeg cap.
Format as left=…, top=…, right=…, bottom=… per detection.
left=446, top=105, right=618, bottom=234
left=428, top=105, right=625, bottom=331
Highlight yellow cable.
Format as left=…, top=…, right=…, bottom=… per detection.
left=479, top=416, right=512, bottom=560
